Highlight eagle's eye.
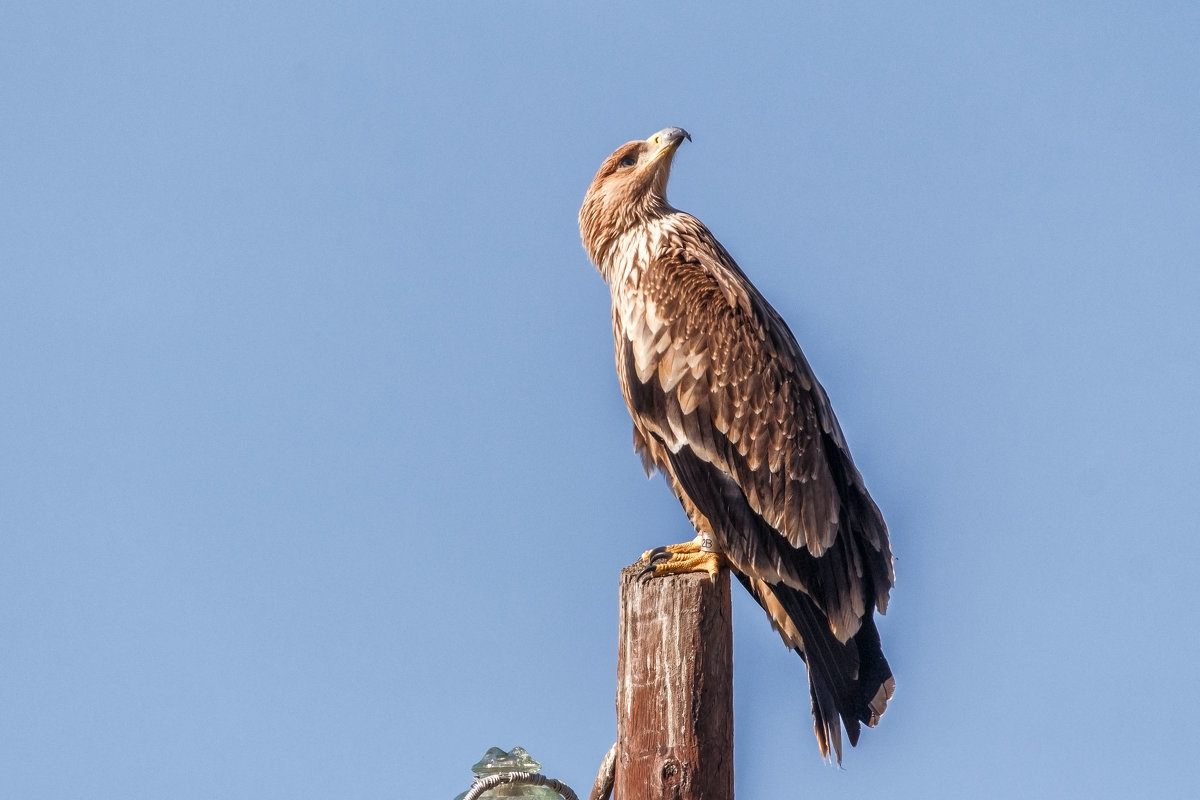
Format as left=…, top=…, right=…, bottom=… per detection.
left=618, top=154, right=637, bottom=168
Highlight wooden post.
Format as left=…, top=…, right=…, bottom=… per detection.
left=614, top=563, right=733, bottom=800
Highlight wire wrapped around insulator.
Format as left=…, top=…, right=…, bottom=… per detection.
left=459, top=770, right=579, bottom=800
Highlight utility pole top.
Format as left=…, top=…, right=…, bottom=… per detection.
left=614, top=564, right=734, bottom=800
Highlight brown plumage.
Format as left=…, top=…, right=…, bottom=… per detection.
left=579, top=128, right=895, bottom=762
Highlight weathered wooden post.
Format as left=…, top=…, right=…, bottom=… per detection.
left=613, top=563, right=734, bottom=800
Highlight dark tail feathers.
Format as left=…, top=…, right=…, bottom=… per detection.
left=737, top=575, right=894, bottom=761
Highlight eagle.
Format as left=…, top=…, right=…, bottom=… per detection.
left=579, top=127, right=895, bottom=761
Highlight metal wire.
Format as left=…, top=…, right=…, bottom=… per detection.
left=459, top=770, right=579, bottom=800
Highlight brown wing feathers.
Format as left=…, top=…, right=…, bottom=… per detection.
left=626, top=246, right=885, bottom=610
left=617, top=241, right=893, bottom=758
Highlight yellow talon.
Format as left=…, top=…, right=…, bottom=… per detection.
left=640, top=538, right=726, bottom=581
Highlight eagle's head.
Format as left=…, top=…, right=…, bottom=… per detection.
left=579, top=127, right=690, bottom=271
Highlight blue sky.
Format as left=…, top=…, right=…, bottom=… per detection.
left=3, top=2, right=1199, bottom=798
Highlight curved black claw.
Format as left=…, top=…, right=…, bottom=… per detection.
left=638, top=547, right=674, bottom=580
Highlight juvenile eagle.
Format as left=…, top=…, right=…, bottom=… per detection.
left=579, top=127, right=895, bottom=761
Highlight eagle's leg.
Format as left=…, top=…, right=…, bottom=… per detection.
left=639, top=534, right=725, bottom=580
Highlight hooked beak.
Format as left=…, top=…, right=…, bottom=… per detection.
left=646, top=127, right=691, bottom=159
